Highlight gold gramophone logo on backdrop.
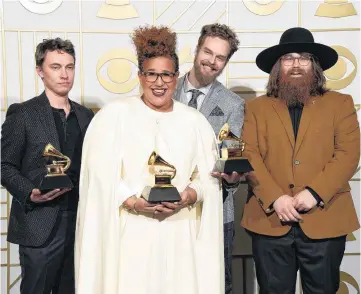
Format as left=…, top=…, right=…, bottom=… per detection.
left=315, top=0, right=357, bottom=18
left=97, top=0, right=139, bottom=20
left=324, top=46, right=357, bottom=90
left=337, top=271, right=360, bottom=294
left=346, top=233, right=356, bottom=241
left=242, top=0, right=285, bottom=16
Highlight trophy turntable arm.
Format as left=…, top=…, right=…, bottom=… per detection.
left=51, top=159, right=71, bottom=171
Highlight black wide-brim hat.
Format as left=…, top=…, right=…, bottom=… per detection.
left=256, top=27, right=338, bottom=73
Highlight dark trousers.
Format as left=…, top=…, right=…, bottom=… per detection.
left=19, top=210, right=77, bottom=294
left=251, top=224, right=346, bottom=294
left=224, top=221, right=235, bottom=294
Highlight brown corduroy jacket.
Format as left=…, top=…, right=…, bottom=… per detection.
left=241, top=91, right=360, bottom=239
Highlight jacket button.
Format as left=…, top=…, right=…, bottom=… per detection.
left=289, top=184, right=294, bottom=188
left=294, top=160, right=300, bottom=165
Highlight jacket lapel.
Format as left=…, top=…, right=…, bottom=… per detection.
left=71, top=101, right=88, bottom=135
left=35, top=92, right=61, bottom=151
left=294, top=97, right=318, bottom=156
left=199, top=81, right=222, bottom=118
left=174, top=75, right=186, bottom=102
left=272, top=99, right=295, bottom=149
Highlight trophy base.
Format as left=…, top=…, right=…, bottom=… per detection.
left=39, top=175, right=74, bottom=194
left=142, top=186, right=181, bottom=204
left=213, top=158, right=254, bottom=174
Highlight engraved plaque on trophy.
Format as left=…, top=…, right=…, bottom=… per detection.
left=213, top=123, right=254, bottom=174
left=142, top=151, right=181, bottom=203
left=39, top=144, right=74, bottom=193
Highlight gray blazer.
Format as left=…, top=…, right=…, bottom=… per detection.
left=174, top=75, right=245, bottom=223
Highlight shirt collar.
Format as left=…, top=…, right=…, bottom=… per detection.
left=51, top=100, right=75, bottom=113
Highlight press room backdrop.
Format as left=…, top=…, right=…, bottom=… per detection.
left=0, top=0, right=360, bottom=293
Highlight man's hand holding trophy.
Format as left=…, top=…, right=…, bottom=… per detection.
left=30, top=144, right=73, bottom=203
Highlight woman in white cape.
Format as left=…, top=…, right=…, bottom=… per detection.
left=75, top=26, right=224, bottom=294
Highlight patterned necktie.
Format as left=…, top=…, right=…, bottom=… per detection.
left=188, top=89, right=203, bottom=109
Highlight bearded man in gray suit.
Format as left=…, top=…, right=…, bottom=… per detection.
left=174, top=23, right=244, bottom=294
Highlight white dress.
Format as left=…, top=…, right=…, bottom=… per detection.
left=75, top=96, right=224, bottom=294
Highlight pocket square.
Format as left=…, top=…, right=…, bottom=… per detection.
left=210, top=106, right=224, bottom=116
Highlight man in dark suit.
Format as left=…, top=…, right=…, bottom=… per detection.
left=1, top=38, right=94, bottom=294
left=174, top=23, right=245, bottom=294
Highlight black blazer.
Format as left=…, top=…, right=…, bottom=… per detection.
left=1, top=92, right=94, bottom=247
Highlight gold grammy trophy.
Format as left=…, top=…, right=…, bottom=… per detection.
left=213, top=123, right=254, bottom=173
left=39, top=144, right=74, bottom=193
left=142, top=151, right=181, bottom=203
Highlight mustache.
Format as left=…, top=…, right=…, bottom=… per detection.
left=201, top=60, right=217, bottom=71
left=287, top=69, right=306, bottom=75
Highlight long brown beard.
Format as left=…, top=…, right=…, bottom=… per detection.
left=278, top=69, right=313, bottom=106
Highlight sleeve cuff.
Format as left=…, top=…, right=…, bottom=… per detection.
left=117, top=181, right=138, bottom=206
left=306, top=186, right=324, bottom=207
left=265, top=202, right=275, bottom=214
left=188, top=181, right=203, bottom=203
left=23, top=185, right=37, bottom=212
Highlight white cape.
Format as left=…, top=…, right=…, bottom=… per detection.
left=75, top=96, right=224, bottom=294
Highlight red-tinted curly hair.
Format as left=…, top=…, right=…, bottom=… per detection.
left=132, top=26, right=179, bottom=72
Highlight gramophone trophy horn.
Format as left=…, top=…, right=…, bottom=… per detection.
left=148, top=151, right=177, bottom=179
left=218, top=123, right=239, bottom=143
left=142, top=151, right=180, bottom=203
left=39, top=143, right=73, bottom=193
left=213, top=124, right=253, bottom=174
left=43, top=144, right=71, bottom=172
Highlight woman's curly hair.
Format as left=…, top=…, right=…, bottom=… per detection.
left=132, top=26, right=179, bottom=72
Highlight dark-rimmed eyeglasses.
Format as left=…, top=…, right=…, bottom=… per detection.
left=281, top=54, right=313, bottom=66
left=141, top=72, right=177, bottom=83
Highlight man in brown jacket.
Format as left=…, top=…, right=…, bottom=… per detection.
left=241, top=27, right=360, bottom=294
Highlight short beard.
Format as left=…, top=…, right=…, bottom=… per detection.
left=193, top=57, right=223, bottom=87
left=278, top=70, right=313, bottom=107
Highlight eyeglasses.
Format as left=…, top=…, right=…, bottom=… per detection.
left=281, top=54, right=313, bottom=66
left=141, top=72, right=177, bottom=83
